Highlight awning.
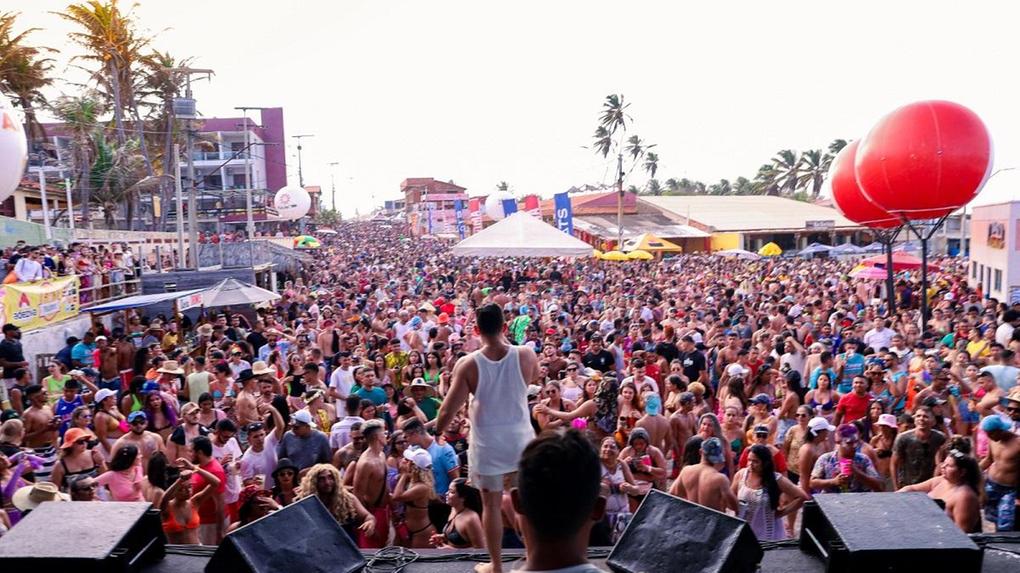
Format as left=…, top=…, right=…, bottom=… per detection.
left=87, top=288, right=206, bottom=314
left=574, top=215, right=709, bottom=239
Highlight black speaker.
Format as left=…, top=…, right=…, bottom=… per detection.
left=800, top=492, right=983, bottom=573
left=607, top=489, right=763, bottom=573
left=205, top=495, right=365, bottom=573
left=0, top=501, right=165, bottom=573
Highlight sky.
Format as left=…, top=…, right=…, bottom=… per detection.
left=15, top=0, right=1020, bottom=218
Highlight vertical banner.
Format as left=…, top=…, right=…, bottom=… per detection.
left=523, top=194, right=541, bottom=217
left=469, top=198, right=482, bottom=234
left=501, top=198, right=518, bottom=217
left=454, top=200, right=467, bottom=239
left=554, top=191, right=573, bottom=235
left=427, top=203, right=434, bottom=235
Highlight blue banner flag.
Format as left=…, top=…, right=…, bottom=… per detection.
left=553, top=192, right=573, bottom=235
left=501, top=198, right=518, bottom=217
left=454, top=200, right=467, bottom=239
left=426, top=203, right=434, bottom=234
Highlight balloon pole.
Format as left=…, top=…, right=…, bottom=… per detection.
left=875, top=227, right=902, bottom=316
left=901, top=215, right=950, bottom=333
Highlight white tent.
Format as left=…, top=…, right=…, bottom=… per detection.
left=201, top=278, right=281, bottom=308
left=451, top=211, right=593, bottom=258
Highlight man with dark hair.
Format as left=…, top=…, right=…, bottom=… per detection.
left=402, top=417, right=459, bottom=496
left=22, top=384, right=59, bottom=482
left=0, top=323, right=27, bottom=407
left=184, top=435, right=226, bottom=545
left=353, top=419, right=389, bottom=547
left=437, top=302, right=539, bottom=573
left=511, top=429, right=605, bottom=573
left=330, top=394, right=365, bottom=450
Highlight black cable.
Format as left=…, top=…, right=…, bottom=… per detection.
left=364, top=546, right=419, bottom=573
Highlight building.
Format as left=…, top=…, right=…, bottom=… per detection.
left=969, top=201, right=1020, bottom=304
left=640, top=195, right=864, bottom=251
left=400, top=178, right=468, bottom=236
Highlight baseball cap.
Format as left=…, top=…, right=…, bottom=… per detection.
left=726, top=363, right=748, bottom=377
left=921, top=395, right=947, bottom=407
left=292, top=410, right=314, bottom=426
left=701, top=437, right=725, bottom=464
left=876, top=414, right=898, bottom=428
left=94, top=388, right=117, bottom=404
left=753, top=424, right=769, bottom=436
left=980, top=415, right=1012, bottom=433
left=678, top=391, right=695, bottom=404
left=403, top=447, right=433, bottom=470
left=836, top=423, right=859, bottom=442
left=127, top=411, right=147, bottom=423
left=807, top=416, right=836, bottom=433
left=750, top=393, right=771, bottom=406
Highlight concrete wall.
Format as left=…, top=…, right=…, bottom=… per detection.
left=970, top=202, right=1020, bottom=303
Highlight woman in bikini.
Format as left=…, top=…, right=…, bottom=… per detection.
left=160, top=471, right=204, bottom=544
left=392, top=448, right=437, bottom=548
left=196, top=393, right=227, bottom=430
left=804, top=373, right=839, bottom=422
left=304, top=389, right=335, bottom=433
left=143, top=391, right=177, bottom=441
left=898, top=450, right=982, bottom=533
left=94, top=390, right=126, bottom=461
left=430, top=478, right=484, bottom=549
left=50, top=428, right=106, bottom=493
left=869, top=413, right=899, bottom=491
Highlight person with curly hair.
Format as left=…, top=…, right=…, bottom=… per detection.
left=297, top=463, right=375, bottom=543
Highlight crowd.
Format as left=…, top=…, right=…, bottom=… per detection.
left=0, top=218, right=1019, bottom=568
left=0, top=240, right=138, bottom=301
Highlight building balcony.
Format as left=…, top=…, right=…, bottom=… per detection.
left=191, top=151, right=249, bottom=161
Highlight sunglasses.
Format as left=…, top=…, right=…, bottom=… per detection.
left=245, top=422, right=265, bottom=432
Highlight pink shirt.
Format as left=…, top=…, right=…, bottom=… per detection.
left=96, top=465, right=144, bottom=501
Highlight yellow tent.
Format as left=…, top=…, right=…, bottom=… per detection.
left=627, top=250, right=654, bottom=260
left=593, top=249, right=603, bottom=259
left=623, top=232, right=683, bottom=252
left=601, top=250, right=630, bottom=261
left=758, top=242, right=783, bottom=257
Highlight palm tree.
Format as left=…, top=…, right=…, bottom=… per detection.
left=644, top=179, right=663, bottom=196
left=828, top=139, right=848, bottom=155
left=708, top=179, right=732, bottom=196
left=89, top=132, right=148, bottom=228
left=733, top=176, right=754, bottom=195
left=51, top=93, right=105, bottom=224
left=137, top=50, right=190, bottom=229
left=797, top=149, right=830, bottom=198
left=692, top=180, right=707, bottom=195
left=0, top=12, right=56, bottom=142
left=643, top=151, right=658, bottom=180
left=664, top=177, right=680, bottom=194
left=753, top=164, right=780, bottom=196
left=495, top=181, right=510, bottom=192
left=315, top=208, right=340, bottom=227
left=771, top=150, right=800, bottom=195
left=598, top=94, right=629, bottom=141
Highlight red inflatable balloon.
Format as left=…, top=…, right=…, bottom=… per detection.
left=855, top=100, right=993, bottom=220
left=829, top=141, right=900, bottom=229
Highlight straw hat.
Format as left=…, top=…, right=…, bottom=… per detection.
left=196, top=324, right=214, bottom=337
left=251, top=360, right=275, bottom=376
left=157, top=360, right=184, bottom=375
left=13, top=482, right=68, bottom=511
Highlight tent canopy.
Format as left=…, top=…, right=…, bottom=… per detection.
left=87, top=288, right=206, bottom=314
left=201, top=278, right=281, bottom=308
left=798, top=242, right=833, bottom=257
left=622, top=232, right=683, bottom=253
left=715, top=248, right=761, bottom=260
left=831, top=243, right=865, bottom=255
left=758, top=242, right=783, bottom=256
left=451, top=212, right=593, bottom=258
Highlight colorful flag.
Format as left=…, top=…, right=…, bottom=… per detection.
left=469, top=198, right=482, bottom=234
left=501, top=198, right=518, bottom=217
left=454, top=200, right=467, bottom=239
left=524, top=195, right=541, bottom=217
left=554, top=192, right=573, bottom=235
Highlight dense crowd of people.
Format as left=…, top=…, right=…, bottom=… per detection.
left=0, top=219, right=1019, bottom=568
left=0, top=240, right=138, bottom=301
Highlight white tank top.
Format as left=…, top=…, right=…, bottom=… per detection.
left=468, top=345, right=535, bottom=476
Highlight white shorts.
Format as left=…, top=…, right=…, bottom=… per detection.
left=469, top=470, right=517, bottom=492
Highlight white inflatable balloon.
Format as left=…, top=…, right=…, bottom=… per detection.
left=0, top=93, right=27, bottom=203
left=274, top=185, right=311, bottom=220
left=484, top=191, right=514, bottom=221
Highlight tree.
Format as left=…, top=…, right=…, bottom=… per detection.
left=797, top=149, right=830, bottom=199
left=733, top=176, right=754, bottom=195
left=88, top=132, right=148, bottom=228
left=771, top=149, right=800, bottom=195
left=644, top=179, right=663, bottom=196
left=708, top=179, right=732, bottom=196
left=51, top=93, right=104, bottom=224
left=828, top=139, right=848, bottom=155
left=643, top=151, right=658, bottom=180
left=495, top=181, right=510, bottom=192
left=664, top=177, right=680, bottom=193
left=753, top=164, right=780, bottom=196
left=137, top=50, right=190, bottom=229
left=0, top=12, right=56, bottom=142
left=315, top=208, right=341, bottom=227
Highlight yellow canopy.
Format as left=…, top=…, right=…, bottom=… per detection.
left=601, top=250, right=630, bottom=261
left=593, top=249, right=603, bottom=259
left=623, top=232, right=684, bottom=252
left=758, top=242, right=783, bottom=256
left=627, top=250, right=654, bottom=260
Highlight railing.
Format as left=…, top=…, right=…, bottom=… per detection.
left=77, top=272, right=142, bottom=309
left=191, top=151, right=249, bottom=161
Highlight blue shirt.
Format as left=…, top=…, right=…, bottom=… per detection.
left=70, top=342, right=96, bottom=367
left=809, top=366, right=838, bottom=390
left=257, top=340, right=291, bottom=363
left=353, top=386, right=387, bottom=407
left=426, top=440, right=460, bottom=496
left=837, top=353, right=865, bottom=393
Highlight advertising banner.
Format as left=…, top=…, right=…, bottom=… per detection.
left=1, top=276, right=80, bottom=331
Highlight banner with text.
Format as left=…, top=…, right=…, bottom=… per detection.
left=469, top=198, right=483, bottom=234
left=554, top=192, right=574, bottom=235
left=454, top=200, right=467, bottom=239
left=501, top=198, right=518, bottom=217
left=1, top=276, right=80, bottom=331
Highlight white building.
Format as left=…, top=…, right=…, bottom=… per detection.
left=969, top=201, right=1020, bottom=304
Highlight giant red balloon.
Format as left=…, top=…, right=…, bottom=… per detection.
left=855, top=100, right=993, bottom=220
left=829, top=140, right=900, bottom=229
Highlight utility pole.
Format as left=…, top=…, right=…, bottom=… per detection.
left=169, top=66, right=214, bottom=269
left=174, top=143, right=185, bottom=269
left=328, top=161, right=339, bottom=211
left=292, top=134, right=314, bottom=187
left=615, top=152, right=624, bottom=249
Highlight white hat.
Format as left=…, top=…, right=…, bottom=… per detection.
left=94, top=388, right=117, bottom=404
left=251, top=360, right=275, bottom=376
left=876, top=413, right=898, bottom=428
left=403, top=447, right=433, bottom=470
left=292, top=409, right=314, bottom=426
left=808, top=416, right=836, bottom=433
left=726, top=363, right=748, bottom=377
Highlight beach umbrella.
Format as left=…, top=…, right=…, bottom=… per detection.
left=758, top=242, right=783, bottom=257
left=201, top=278, right=281, bottom=307
left=293, top=235, right=321, bottom=249
left=316, top=228, right=338, bottom=235
left=627, top=250, right=654, bottom=260
left=798, top=243, right=833, bottom=257
left=849, top=265, right=892, bottom=280
left=593, top=249, right=603, bottom=259
left=601, top=250, right=629, bottom=261
left=715, top=249, right=761, bottom=260
left=860, top=252, right=939, bottom=271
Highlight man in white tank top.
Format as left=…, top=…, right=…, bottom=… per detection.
left=437, top=303, right=540, bottom=573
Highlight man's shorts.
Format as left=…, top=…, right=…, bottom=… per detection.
left=469, top=470, right=517, bottom=492
left=984, top=476, right=1017, bottom=532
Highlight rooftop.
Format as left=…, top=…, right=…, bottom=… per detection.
left=640, top=195, right=860, bottom=233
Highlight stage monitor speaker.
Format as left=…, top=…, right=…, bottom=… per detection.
left=0, top=501, right=165, bottom=573
left=607, top=489, right=763, bottom=573
left=206, top=495, right=365, bottom=573
left=800, top=492, right=983, bottom=573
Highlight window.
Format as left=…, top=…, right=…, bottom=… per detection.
left=994, top=269, right=1003, bottom=292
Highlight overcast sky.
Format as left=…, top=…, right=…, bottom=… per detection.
left=19, top=0, right=1020, bottom=217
